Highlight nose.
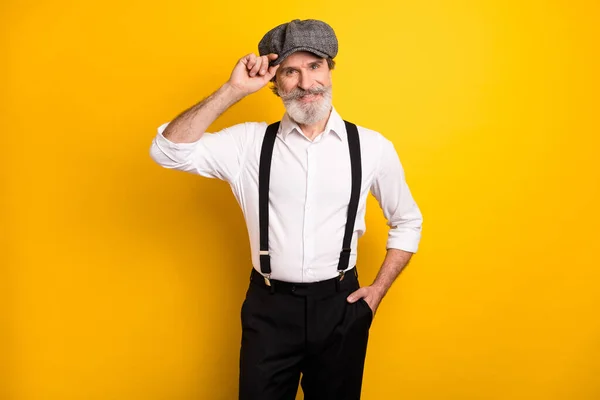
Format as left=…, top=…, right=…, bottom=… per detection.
left=298, top=71, right=314, bottom=91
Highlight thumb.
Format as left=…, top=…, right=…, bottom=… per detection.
left=347, top=288, right=367, bottom=303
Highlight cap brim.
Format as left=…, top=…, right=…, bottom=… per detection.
left=270, top=47, right=330, bottom=66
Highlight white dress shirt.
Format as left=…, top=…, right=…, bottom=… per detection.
left=149, top=106, right=423, bottom=283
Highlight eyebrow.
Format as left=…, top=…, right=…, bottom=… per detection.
left=280, top=67, right=297, bottom=74
left=280, top=60, right=324, bottom=74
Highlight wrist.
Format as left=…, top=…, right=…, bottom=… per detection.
left=371, top=281, right=388, bottom=298
left=222, top=81, right=248, bottom=101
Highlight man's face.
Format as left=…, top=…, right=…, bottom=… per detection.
left=274, top=51, right=333, bottom=125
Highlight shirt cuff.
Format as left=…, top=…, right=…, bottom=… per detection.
left=152, top=122, right=199, bottom=164
left=386, top=225, right=422, bottom=253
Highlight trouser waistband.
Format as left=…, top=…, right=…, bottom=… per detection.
left=249, top=267, right=359, bottom=296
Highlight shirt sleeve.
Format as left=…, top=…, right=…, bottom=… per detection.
left=370, top=137, right=423, bottom=253
left=149, top=121, right=260, bottom=183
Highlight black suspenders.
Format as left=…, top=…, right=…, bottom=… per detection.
left=258, top=121, right=280, bottom=280
left=258, top=121, right=362, bottom=288
left=338, top=121, right=362, bottom=275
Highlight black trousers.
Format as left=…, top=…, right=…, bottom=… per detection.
left=239, top=267, right=373, bottom=400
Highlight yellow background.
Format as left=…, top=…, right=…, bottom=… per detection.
left=3, top=0, right=600, bottom=399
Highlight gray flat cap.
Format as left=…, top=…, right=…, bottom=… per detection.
left=258, top=19, right=338, bottom=66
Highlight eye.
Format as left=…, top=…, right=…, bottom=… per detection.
left=310, top=63, right=320, bottom=70
left=285, top=69, right=297, bottom=76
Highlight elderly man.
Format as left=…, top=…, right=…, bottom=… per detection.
left=149, top=19, right=422, bottom=400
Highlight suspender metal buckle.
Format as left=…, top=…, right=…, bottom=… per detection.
left=335, top=269, right=346, bottom=292
left=264, top=273, right=275, bottom=294
left=263, top=273, right=272, bottom=287
left=258, top=250, right=274, bottom=292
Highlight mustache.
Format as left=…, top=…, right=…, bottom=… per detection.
left=280, top=85, right=329, bottom=101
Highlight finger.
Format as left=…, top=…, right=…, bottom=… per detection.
left=267, top=53, right=279, bottom=61
left=249, top=56, right=262, bottom=77
left=245, top=53, right=257, bottom=71
left=265, top=63, right=280, bottom=80
left=258, top=55, right=269, bottom=75
left=347, top=288, right=368, bottom=303
left=240, top=53, right=250, bottom=66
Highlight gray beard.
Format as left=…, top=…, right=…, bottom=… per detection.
left=279, top=85, right=333, bottom=126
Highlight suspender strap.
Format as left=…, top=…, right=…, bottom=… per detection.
left=258, top=120, right=362, bottom=278
left=337, top=120, right=362, bottom=273
left=258, top=122, right=280, bottom=275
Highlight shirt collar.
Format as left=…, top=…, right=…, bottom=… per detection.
left=279, top=106, right=347, bottom=142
